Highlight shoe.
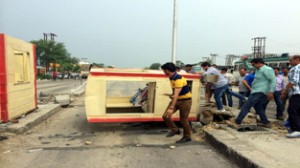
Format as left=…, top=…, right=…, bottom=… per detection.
left=166, top=130, right=180, bottom=137
left=0, top=136, right=8, bottom=141
left=176, top=137, right=192, bottom=143
left=218, top=109, right=227, bottom=113
left=237, top=126, right=254, bottom=132
left=286, top=131, right=300, bottom=138
left=257, top=122, right=272, bottom=128
left=225, top=118, right=241, bottom=129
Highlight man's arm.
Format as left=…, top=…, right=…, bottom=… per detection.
left=163, top=87, right=182, bottom=118
left=242, top=80, right=252, bottom=91
left=169, top=87, right=182, bottom=109
left=241, top=55, right=255, bottom=71
left=282, top=67, right=300, bottom=96
left=280, top=76, right=285, bottom=91
left=265, top=68, right=276, bottom=100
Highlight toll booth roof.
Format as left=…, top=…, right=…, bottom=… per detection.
left=90, top=68, right=200, bottom=79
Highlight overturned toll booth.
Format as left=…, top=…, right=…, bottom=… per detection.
left=0, top=34, right=37, bottom=122
left=85, top=68, right=201, bottom=123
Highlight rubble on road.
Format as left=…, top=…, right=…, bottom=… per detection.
left=55, top=95, right=71, bottom=107
left=197, top=103, right=287, bottom=135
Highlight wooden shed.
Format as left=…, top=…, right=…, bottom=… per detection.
left=85, top=68, right=201, bottom=123
left=0, top=34, right=37, bottom=122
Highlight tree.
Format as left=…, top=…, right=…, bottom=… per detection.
left=92, top=63, right=105, bottom=68
left=31, top=40, right=76, bottom=72
left=149, top=63, right=161, bottom=70
left=73, top=65, right=81, bottom=73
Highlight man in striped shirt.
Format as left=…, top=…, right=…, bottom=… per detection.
left=161, top=62, right=192, bottom=143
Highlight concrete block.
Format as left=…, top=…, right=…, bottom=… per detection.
left=55, top=95, right=71, bottom=106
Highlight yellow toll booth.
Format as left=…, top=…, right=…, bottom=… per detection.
left=0, top=34, right=37, bottom=122
left=85, top=68, right=201, bottom=123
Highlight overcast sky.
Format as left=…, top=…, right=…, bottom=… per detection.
left=1, top=0, right=300, bottom=68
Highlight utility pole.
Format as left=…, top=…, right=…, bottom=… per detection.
left=43, top=33, right=57, bottom=41
left=225, top=54, right=240, bottom=66
left=202, top=57, right=212, bottom=63
left=171, top=0, right=178, bottom=63
left=50, top=33, right=57, bottom=41
left=210, top=54, right=218, bottom=65
left=252, top=37, right=266, bottom=58
left=43, top=33, right=57, bottom=73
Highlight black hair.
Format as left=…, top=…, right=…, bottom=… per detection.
left=212, top=64, right=217, bottom=67
left=201, top=62, right=211, bottom=67
left=161, top=62, right=176, bottom=72
left=281, top=66, right=289, bottom=70
left=221, top=67, right=228, bottom=71
left=185, top=64, right=193, bottom=67
left=293, top=55, right=300, bottom=60
left=250, top=58, right=265, bottom=64
left=239, top=67, right=246, bottom=71
left=273, top=67, right=280, bottom=71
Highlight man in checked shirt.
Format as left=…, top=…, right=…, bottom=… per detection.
left=281, top=55, right=300, bottom=138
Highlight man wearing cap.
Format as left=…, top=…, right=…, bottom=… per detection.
left=161, top=62, right=192, bottom=143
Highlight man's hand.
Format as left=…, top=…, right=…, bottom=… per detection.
left=267, top=93, right=274, bottom=100
left=281, top=90, right=287, bottom=99
left=241, top=55, right=248, bottom=61
left=163, top=109, right=173, bottom=118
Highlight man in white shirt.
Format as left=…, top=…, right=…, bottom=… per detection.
left=221, top=67, right=234, bottom=107
left=201, top=62, right=229, bottom=112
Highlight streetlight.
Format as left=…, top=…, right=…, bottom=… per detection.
left=171, top=0, right=177, bottom=63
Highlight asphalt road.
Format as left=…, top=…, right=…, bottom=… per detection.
left=37, top=79, right=86, bottom=96
left=0, top=96, right=239, bottom=168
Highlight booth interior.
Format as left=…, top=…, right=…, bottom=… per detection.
left=105, top=80, right=193, bottom=114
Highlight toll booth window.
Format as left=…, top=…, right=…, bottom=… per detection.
left=14, top=51, right=30, bottom=84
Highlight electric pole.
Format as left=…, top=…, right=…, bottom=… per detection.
left=252, top=37, right=266, bottom=58
left=171, top=0, right=178, bottom=63
left=43, top=33, right=57, bottom=73
left=225, top=54, right=240, bottom=66
left=43, top=33, right=57, bottom=41
left=210, top=54, right=217, bottom=65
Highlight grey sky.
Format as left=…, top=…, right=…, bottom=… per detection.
left=1, top=0, right=300, bottom=68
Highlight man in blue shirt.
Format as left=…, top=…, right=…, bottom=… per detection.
left=243, top=72, right=255, bottom=90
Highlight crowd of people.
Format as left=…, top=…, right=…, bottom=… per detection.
left=160, top=55, right=300, bottom=144
left=200, top=55, right=300, bottom=138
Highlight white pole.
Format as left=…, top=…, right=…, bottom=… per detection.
left=171, top=0, right=177, bottom=63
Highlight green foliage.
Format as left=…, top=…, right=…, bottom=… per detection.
left=92, top=63, right=105, bottom=68
left=37, top=74, right=52, bottom=80
left=31, top=40, right=79, bottom=72
left=149, top=63, right=161, bottom=70
left=73, top=65, right=81, bottom=72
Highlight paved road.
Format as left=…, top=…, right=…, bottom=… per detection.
left=37, top=79, right=86, bottom=96
left=0, top=95, right=239, bottom=168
